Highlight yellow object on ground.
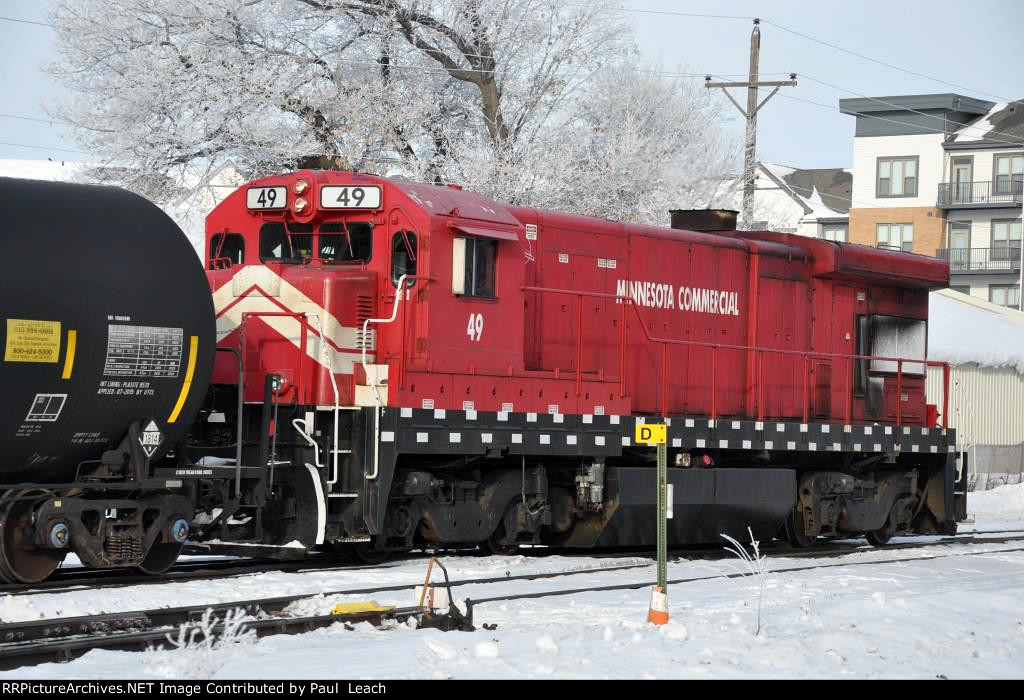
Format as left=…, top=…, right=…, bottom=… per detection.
left=331, top=601, right=396, bottom=616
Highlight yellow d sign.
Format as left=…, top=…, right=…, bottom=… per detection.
left=635, top=423, right=667, bottom=445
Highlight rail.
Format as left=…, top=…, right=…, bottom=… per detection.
left=522, top=286, right=950, bottom=429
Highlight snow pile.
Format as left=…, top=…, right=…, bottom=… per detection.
left=0, top=159, right=91, bottom=182
left=929, top=291, right=1024, bottom=374
left=969, top=483, right=1024, bottom=521
left=952, top=102, right=1007, bottom=143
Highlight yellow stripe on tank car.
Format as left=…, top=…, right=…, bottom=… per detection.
left=168, top=335, right=199, bottom=424
left=61, top=329, right=77, bottom=379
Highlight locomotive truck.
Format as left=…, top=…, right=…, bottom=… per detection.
left=0, top=172, right=968, bottom=582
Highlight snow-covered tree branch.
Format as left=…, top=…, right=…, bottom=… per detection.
left=48, top=0, right=739, bottom=221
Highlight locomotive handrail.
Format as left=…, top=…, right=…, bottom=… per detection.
left=363, top=274, right=433, bottom=481
left=521, top=285, right=951, bottom=429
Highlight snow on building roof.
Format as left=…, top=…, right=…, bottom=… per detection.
left=760, top=163, right=851, bottom=217
left=929, top=289, right=1024, bottom=374
left=0, top=159, right=92, bottom=182
left=950, top=100, right=1024, bottom=145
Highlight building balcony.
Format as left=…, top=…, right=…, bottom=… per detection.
left=937, top=181, right=1023, bottom=209
left=937, top=247, right=1022, bottom=273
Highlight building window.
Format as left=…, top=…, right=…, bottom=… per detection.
left=946, top=221, right=971, bottom=270
left=991, top=219, right=1022, bottom=262
left=822, top=224, right=848, bottom=242
left=989, top=284, right=1021, bottom=308
left=993, top=153, right=1024, bottom=196
left=949, top=285, right=970, bottom=295
left=877, top=157, right=918, bottom=197
left=877, top=223, right=914, bottom=252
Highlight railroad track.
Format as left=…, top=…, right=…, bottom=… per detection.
left=1, top=530, right=1022, bottom=670
left=463, top=539, right=1024, bottom=616
left=3, top=528, right=1021, bottom=598
left=0, top=554, right=398, bottom=597
left=0, top=560, right=653, bottom=669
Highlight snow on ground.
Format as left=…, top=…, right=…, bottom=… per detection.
left=3, top=485, right=1023, bottom=680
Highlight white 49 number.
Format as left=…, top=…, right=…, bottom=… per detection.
left=466, top=313, right=484, bottom=342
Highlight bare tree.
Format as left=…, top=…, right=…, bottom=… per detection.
left=49, top=0, right=739, bottom=222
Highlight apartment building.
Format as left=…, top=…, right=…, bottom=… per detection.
left=840, top=94, right=1023, bottom=308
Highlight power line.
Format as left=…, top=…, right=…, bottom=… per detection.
left=760, top=88, right=1024, bottom=150
left=0, top=15, right=54, bottom=29
left=0, top=141, right=91, bottom=155
left=621, top=8, right=753, bottom=21
left=0, top=112, right=74, bottom=127
left=759, top=19, right=1021, bottom=106
left=799, top=74, right=1023, bottom=144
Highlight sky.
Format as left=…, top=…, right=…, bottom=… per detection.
left=1, top=0, right=1022, bottom=169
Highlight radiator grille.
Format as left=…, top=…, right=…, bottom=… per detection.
left=354, top=293, right=376, bottom=351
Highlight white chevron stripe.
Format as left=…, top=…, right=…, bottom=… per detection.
left=214, top=266, right=372, bottom=374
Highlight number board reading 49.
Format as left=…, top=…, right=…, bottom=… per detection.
left=246, top=186, right=287, bottom=210
left=321, top=185, right=382, bottom=209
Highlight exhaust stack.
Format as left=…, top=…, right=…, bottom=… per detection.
left=669, top=209, right=738, bottom=232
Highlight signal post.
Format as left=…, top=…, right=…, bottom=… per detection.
left=636, top=422, right=669, bottom=625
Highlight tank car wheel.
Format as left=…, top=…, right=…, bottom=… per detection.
left=132, top=541, right=184, bottom=575
left=0, top=491, right=66, bottom=584
left=866, top=510, right=897, bottom=547
left=785, top=507, right=817, bottom=549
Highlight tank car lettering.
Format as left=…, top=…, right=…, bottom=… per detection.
left=24, top=393, right=67, bottom=422
left=103, top=325, right=184, bottom=379
left=4, top=319, right=61, bottom=363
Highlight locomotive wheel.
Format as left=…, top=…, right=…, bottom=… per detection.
left=133, top=541, right=184, bottom=575
left=866, top=509, right=897, bottom=547
left=478, top=524, right=519, bottom=556
left=0, top=491, right=66, bottom=584
left=351, top=543, right=391, bottom=565
left=785, top=507, right=817, bottom=549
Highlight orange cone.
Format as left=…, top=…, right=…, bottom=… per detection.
left=647, top=585, right=669, bottom=625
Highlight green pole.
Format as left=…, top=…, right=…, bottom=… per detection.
left=656, top=442, right=667, bottom=589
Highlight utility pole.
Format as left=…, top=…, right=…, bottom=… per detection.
left=706, top=19, right=797, bottom=229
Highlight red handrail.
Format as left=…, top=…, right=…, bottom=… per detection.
left=522, top=285, right=951, bottom=429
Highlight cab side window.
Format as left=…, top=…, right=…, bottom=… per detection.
left=452, top=237, right=496, bottom=298
left=209, top=232, right=245, bottom=269
left=391, top=231, right=417, bottom=287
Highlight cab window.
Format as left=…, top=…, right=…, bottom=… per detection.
left=320, top=222, right=373, bottom=263
left=391, top=231, right=417, bottom=287
left=453, top=237, right=496, bottom=298
left=209, top=232, right=245, bottom=269
left=259, top=223, right=313, bottom=263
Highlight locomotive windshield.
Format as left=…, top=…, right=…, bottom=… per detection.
left=258, top=221, right=372, bottom=264
left=320, top=222, right=373, bottom=264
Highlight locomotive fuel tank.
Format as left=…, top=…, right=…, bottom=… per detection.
left=0, top=177, right=215, bottom=482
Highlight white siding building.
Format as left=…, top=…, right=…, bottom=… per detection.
left=928, top=289, right=1024, bottom=489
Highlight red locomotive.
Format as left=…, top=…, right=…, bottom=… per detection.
left=190, top=169, right=966, bottom=558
